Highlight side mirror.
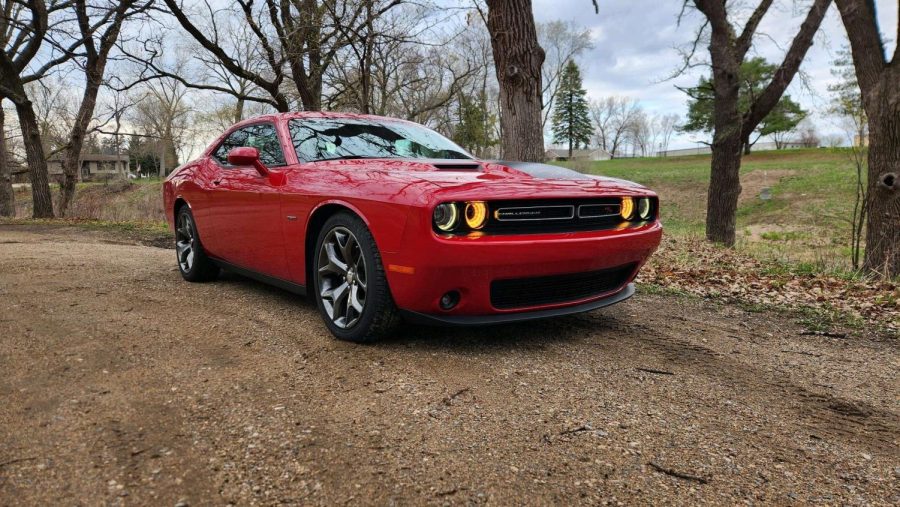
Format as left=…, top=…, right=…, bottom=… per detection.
left=227, top=146, right=269, bottom=176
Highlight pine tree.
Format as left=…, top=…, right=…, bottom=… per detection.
left=551, top=61, right=592, bottom=159
left=680, top=58, right=807, bottom=154
left=452, top=92, right=498, bottom=158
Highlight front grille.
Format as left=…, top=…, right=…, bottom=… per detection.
left=482, top=198, right=642, bottom=235
left=490, top=263, right=636, bottom=310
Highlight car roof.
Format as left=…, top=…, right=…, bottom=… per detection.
left=231, top=111, right=415, bottom=129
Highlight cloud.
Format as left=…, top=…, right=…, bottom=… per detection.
left=533, top=0, right=897, bottom=149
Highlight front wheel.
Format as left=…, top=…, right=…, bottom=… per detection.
left=175, top=206, right=219, bottom=282
left=314, top=212, right=399, bottom=342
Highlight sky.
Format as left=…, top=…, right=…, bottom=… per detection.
left=532, top=0, right=899, bottom=150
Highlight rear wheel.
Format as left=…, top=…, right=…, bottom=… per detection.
left=175, top=206, right=219, bottom=282
left=314, top=212, right=398, bottom=342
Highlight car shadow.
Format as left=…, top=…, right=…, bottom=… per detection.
left=213, top=269, right=318, bottom=310
left=379, top=312, right=617, bottom=351
left=213, top=269, right=616, bottom=351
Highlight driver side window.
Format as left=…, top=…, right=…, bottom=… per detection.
left=213, top=123, right=286, bottom=167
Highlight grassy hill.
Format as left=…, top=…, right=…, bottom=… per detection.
left=560, top=148, right=866, bottom=273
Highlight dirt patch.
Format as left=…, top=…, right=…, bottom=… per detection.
left=738, top=169, right=796, bottom=205
left=1, top=224, right=898, bottom=505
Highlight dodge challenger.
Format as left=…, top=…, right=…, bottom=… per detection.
left=163, top=112, right=662, bottom=342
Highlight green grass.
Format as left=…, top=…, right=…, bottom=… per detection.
left=561, top=148, right=866, bottom=273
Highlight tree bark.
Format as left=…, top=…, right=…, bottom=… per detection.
left=0, top=103, right=14, bottom=217
left=698, top=0, right=743, bottom=245
left=59, top=68, right=103, bottom=215
left=486, top=0, right=545, bottom=162
left=707, top=135, right=744, bottom=244
left=234, top=97, right=244, bottom=124
left=861, top=83, right=899, bottom=277
left=15, top=99, right=54, bottom=217
left=833, top=0, right=899, bottom=277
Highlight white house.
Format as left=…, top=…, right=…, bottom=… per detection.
left=47, top=154, right=130, bottom=182
left=544, top=148, right=612, bottom=162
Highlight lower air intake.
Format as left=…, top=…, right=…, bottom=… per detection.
left=490, top=263, right=636, bottom=310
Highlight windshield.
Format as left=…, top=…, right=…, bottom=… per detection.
left=288, top=118, right=472, bottom=163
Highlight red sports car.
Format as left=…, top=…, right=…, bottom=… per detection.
left=163, top=112, right=662, bottom=342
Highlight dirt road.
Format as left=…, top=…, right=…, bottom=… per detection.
left=1, top=224, right=897, bottom=505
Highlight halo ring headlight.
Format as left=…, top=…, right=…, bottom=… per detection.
left=620, top=197, right=635, bottom=220
left=637, top=198, right=651, bottom=220
left=464, top=201, right=487, bottom=230
left=433, top=203, right=459, bottom=232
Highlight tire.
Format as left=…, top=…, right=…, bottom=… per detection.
left=313, top=212, right=399, bottom=342
left=175, top=206, right=219, bottom=282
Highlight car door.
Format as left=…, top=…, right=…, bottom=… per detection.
left=206, top=122, right=291, bottom=280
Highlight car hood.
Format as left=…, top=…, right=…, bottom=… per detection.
left=312, top=158, right=649, bottom=196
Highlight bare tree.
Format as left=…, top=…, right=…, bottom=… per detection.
left=0, top=0, right=80, bottom=217
left=537, top=20, right=593, bottom=130
left=59, top=0, right=150, bottom=215
left=687, top=0, right=832, bottom=246
left=589, top=96, right=642, bottom=158
left=323, top=2, right=478, bottom=124
left=484, top=0, right=544, bottom=161
left=833, top=0, right=899, bottom=278
left=0, top=99, right=12, bottom=216
left=131, top=75, right=191, bottom=175
left=26, top=78, right=74, bottom=155
left=657, top=113, right=679, bottom=155
left=626, top=109, right=652, bottom=157
left=158, top=0, right=405, bottom=113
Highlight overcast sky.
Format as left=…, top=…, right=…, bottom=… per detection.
left=532, top=0, right=898, bottom=150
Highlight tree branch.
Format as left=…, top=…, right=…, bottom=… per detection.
left=743, top=0, right=832, bottom=135
left=736, top=0, right=773, bottom=59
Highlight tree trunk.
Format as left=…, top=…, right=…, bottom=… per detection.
left=15, top=99, right=54, bottom=218
left=742, top=133, right=752, bottom=155
left=0, top=103, right=14, bottom=217
left=234, top=97, right=244, bottom=124
left=59, top=69, right=103, bottom=215
left=706, top=46, right=743, bottom=246
left=486, top=0, right=545, bottom=162
left=707, top=134, right=744, bottom=245
left=861, top=91, right=900, bottom=277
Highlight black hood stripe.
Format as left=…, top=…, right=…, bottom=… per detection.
left=493, top=160, right=594, bottom=180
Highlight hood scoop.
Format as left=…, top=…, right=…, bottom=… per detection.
left=431, top=162, right=482, bottom=171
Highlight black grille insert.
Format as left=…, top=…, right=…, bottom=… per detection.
left=490, top=263, right=636, bottom=310
left=482, top=198, right=647, bottom=235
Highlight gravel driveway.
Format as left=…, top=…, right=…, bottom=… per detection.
left=0, top=224, right=897, bottom=505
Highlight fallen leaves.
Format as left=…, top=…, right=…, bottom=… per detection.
left=639, top=236, right=899, bottom=336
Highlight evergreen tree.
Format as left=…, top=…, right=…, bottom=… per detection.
left=452, top=92, right=498, bottom=158
left=551, top=61, right=592, bottom=158
left=680, top=57, right=807, bottom=154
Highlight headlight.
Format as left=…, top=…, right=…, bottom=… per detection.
left=620, top=197, right=635, bottom=220
left=637, top=198, right=651, bottom=220
left=464, top=201, right=487, bottom=230
left=433, top=203, right=459, bottom=232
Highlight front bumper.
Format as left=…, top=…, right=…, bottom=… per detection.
left=400, top=283, right=635, bottom=326
left=382, top=220, right=662, bottom=319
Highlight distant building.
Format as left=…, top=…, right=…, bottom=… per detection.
left=544, top=148, right=612, bottom=162
left=658, top=141, right=815, bottom=158
left=47, top=154, right=129, bottom=182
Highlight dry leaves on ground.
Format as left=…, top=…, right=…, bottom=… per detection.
left=639, top=236, right=899, bottom=336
